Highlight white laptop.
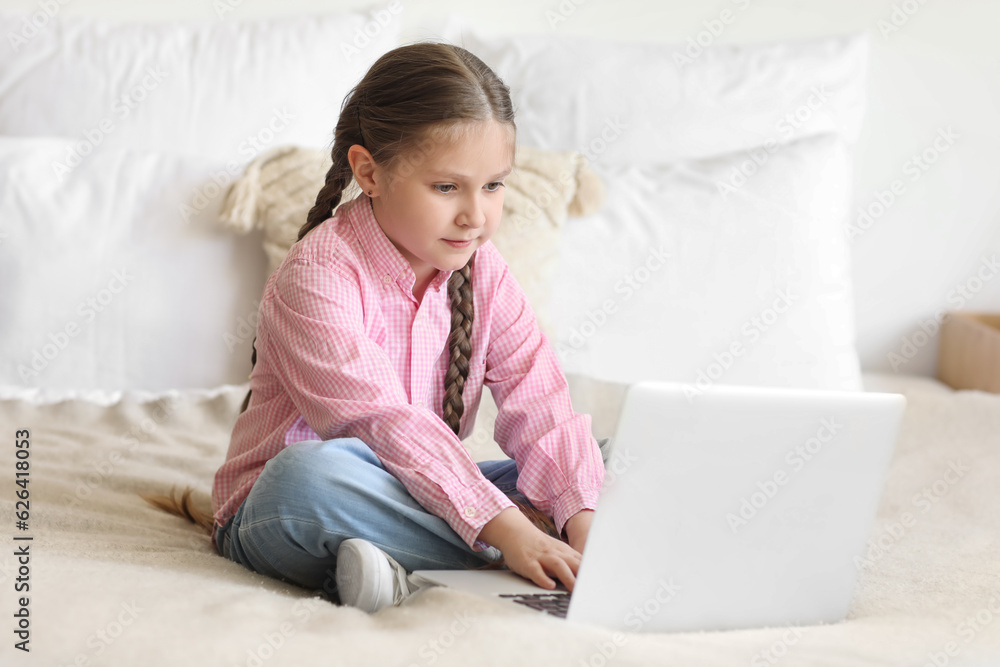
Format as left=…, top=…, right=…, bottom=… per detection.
left=414, top=380, right=907, bottom=632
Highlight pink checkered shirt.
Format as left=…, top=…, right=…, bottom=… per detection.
left=212, top=193, right=605, bottom=550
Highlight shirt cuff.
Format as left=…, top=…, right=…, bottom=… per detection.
left=448, top=479, right=517, bottom=550
left=551, top=485, right=603, bottom=537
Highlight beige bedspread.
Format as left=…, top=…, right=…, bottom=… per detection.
left=1, top=373, right=998, bottom=666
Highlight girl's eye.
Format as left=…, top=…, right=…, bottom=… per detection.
left=434, top=182, right=504, bottom=194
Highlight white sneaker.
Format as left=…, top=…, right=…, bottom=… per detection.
left=335, top=538, right=436, bottom=613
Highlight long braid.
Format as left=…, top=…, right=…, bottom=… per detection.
left=442, top=255, right=475, bottom=433
left=441, top=254, right=564, bottom=571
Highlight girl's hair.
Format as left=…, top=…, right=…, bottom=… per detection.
left=143, top=42, right=564, bottom=569
left=241, top=41, right=517, bottom=434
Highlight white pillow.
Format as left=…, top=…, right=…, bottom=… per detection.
left=0, top=137, right=267, bottom=391
left=436, top=23, right=866, bottom=392
left=441, top=18, right=869, bottom=166
left=546, top=132, right=863, bottom=392
left=0, top=8, right=403, bottom=162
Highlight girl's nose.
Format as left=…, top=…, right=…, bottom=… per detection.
left=457, top=194, right=487, bottom=228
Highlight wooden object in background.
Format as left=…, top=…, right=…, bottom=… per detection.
left=937, top=311, right=1000, bottom=393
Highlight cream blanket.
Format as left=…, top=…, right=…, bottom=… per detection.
left=0, top=373, right=998, bottom=666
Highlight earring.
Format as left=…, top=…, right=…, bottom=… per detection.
left=367, top=190, right=373, bottom=196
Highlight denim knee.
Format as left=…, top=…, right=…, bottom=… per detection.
left=251, top=437, right=379, bottom=524
left=227, top=438, right=384, bottom=586
left=233, top=436, right=495, bottom=580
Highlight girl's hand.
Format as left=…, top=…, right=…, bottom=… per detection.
left=563, top=509, right=595, bottom=554
left=478, top=507, right=583, bottom=591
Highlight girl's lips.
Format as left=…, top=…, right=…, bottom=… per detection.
left=442, top=239, right=473, bottom=248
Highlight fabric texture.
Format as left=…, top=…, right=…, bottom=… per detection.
left=213, top=192, right=606, bottom=549
left=1, top=373, right=998, bottom=666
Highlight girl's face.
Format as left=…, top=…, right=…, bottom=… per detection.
left=369, top=120, right=514, bottom=295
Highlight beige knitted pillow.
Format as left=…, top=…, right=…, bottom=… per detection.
left=217, top=144, right=605, bottom=339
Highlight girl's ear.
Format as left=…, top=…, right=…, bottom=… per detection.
left=347, top=144, right=378, bottom=195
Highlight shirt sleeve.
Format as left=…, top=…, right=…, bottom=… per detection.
left=261, top=256, right=515, bottom=549
left=484, top=262, right=606, bottom=536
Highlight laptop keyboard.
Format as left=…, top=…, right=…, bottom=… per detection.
left=498, top=592, right=571, bottom=618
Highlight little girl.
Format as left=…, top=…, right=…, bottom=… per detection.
left=148, top=42, right=605, bottom=613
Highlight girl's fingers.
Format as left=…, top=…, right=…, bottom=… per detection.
left=527, top=562, right=556, bottom=589
left=567, top=550, right=582, bottom=575
left=541, top=555, right=577, bottom=592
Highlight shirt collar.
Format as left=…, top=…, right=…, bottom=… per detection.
left=346, top=193, right=454, bottom=297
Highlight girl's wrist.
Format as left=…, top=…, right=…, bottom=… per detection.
left=477, top=506, right=536, bottom=551
left=562, top=509, right=594, bottom=540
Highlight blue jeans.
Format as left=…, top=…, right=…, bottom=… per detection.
left=214, top=437, right=533, bottom=599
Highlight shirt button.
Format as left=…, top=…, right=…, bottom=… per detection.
left=382, top=275, right=392, bottom=284
left=464, top=507, right=477, bottom=517
left=415, top=400, right=424, bottom=407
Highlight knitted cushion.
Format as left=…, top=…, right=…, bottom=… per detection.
left=217, top=144, right=605, bottom=338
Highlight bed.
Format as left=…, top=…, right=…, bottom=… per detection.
left=1, top=5, right=998, bottom=666
left=2, top=372, right=999, bottom=665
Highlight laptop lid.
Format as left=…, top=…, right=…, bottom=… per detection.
left=566, top=381, right=906, bottom=632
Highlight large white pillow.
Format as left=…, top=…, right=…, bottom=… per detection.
left=441, top=18, right=869, bottom=166
left=0, top=7, right=403, bottom=162
left=546, top=132, right=863, bottom=391
left=436, top=23, right=867, bottom=392
left=0, top=137, right=266, bottom=391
